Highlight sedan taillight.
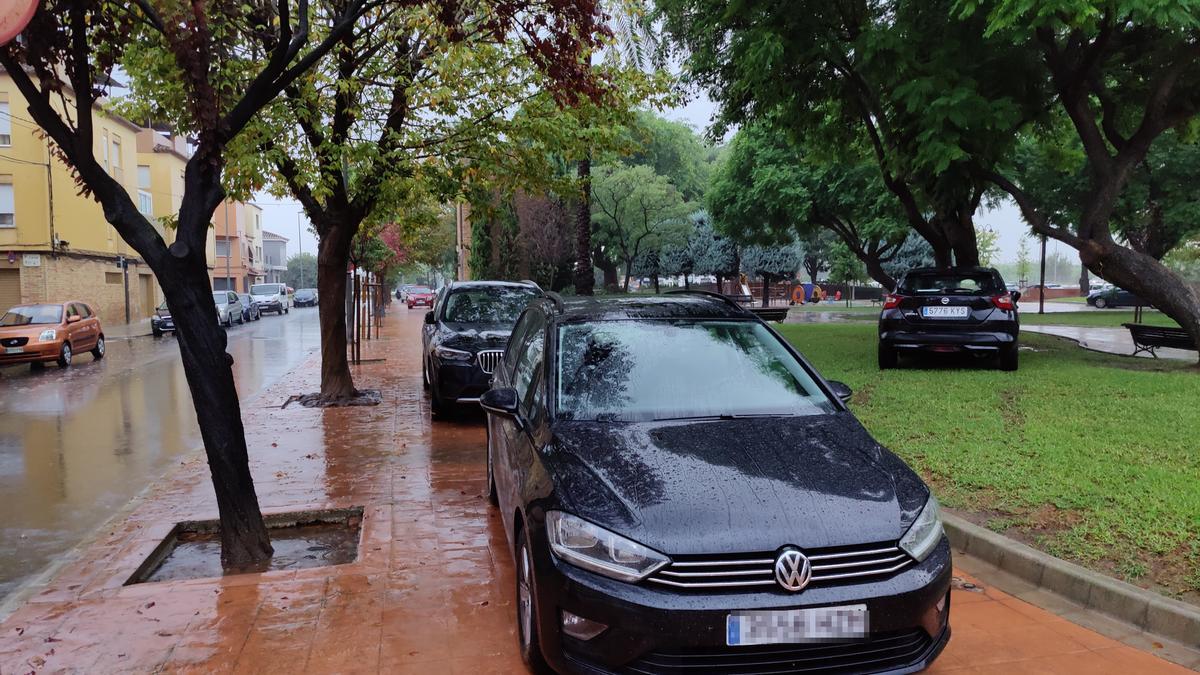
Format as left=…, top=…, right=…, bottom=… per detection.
left=882, top=294, right=903, bottom=310
left=992, top=294, right=1015, bottom=310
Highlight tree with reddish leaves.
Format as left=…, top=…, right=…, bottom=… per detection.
left=0, top=0, right=383, bottom=565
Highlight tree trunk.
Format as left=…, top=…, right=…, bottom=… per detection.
left=1078, top=266, right=1090, bottom=296
left=595, top=253, right=619, bottom=291
left=761, top=275, right=771, bottom=307
left=653, top=274, right=659, bottom=293
left=161, top=251, right=273, bottom=566
left=941, top=212, right=980, bottom=267
left=715, top=273, right=723, bottom=295
left=622, top=263, right=632, bottom=292
left=683, top=274, right=690, bottom=290
left=316, top=224, right=358, bottom=399
left=574, top=156, right=594, bottom=295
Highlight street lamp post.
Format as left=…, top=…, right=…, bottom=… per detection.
left=297, top=211, right=304, bottom=288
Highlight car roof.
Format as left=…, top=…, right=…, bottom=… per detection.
left=445, top=280, right=540, bottom=291
left=538, top=293, right=753, bottom=323
left=904, top=266, right=1000, bottom=276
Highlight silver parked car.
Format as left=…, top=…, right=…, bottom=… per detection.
left=214, top=290, right=244, bottom=327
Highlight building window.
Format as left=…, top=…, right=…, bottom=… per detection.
left=0, top=182, right=13, bottom=228
left=105, top=272, right=122, bottom=285
left=138, top=191, right=153, bottom=215
left=0, top=102, right=11, bottom=146
left=137, top=165, right=151, bottom=189
left=215, top=239, right=230, bottom=257
left=101, top=130, right=109, bottom=171
left=110, top=135, right=123, bottom=182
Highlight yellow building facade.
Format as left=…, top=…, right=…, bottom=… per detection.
left=0, top=72, right=197, bottom=325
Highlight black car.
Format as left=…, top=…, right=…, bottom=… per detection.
left=481, top=293, right=952, bottom=675
left=294, top=288, right=318, bottom=307
left=237, top=293, right=261, bottom=322
left=1087, top=286, right=1145, bottom=309
left=878, top=267, right=1020, bottom=371
left=422, top=280, right=542, bottom=416
left=150, top=302, right=175, bottom=337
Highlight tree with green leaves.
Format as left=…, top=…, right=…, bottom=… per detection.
left=591, top=163, right=695, bottom=290
left=1016, top=237, right=1032, bottom=285
left=246, top=1, right=607, bottom=401
left=285, top=253, right=318, bottom=290
left=687, top=213, right=739, bottom=291
left=0, top=0, right=393, bottom=565
left=976, top=227, right=1000, bottom=267
left=741, top=243, right=801, bottom=307
left=965, top=0, right=1200, bottom=358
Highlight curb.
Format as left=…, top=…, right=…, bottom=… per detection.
left=943, top=512, right=1200, bottom=648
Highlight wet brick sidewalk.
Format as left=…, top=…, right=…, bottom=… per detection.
left=0, top=311, right=1189, bottom=673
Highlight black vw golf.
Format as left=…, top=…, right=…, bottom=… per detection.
left=481, top=293, right=951, bottom=675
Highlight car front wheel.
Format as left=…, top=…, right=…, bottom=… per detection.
left=57, top=343, right=72, bottom=368
left=486, top=427, right=498, bottom=506
left=1094, top=297, right=1108, bottom=309
left=516, top=529, right=551, bottom=674
left=91, top=336, right=105, bottom=360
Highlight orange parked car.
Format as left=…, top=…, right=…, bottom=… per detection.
left=0, top=301, right=105, bottom=369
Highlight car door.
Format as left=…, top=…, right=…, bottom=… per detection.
left=492, top=310, right=545, bottom=539
left=79, top=304, right=99, bottom=349
left=65, top=303, right=91, bottom=349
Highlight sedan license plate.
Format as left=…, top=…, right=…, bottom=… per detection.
left=921, top=305, right=969, bottom=318
left=727, top=604, right=868, bottom=646
left=5, top=347, right=22, bottom=354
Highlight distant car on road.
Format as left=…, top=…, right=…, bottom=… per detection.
left=237, top=293, right=261, bottom=321
left=0, top=302, right=105, bottom=369
left=250, top=282, right=291, bottom=315
left=422, top=281, right=541, bottom=415
left=214, top=290, right=244, bottom=327
left=294, top=288, right=318, bottom=307
left=1087, top=286, right=1146, bottom=308
left=396, top=284, right=412, bottom=301
left=878, top=266, right=1020, bottom=370
left=406, top=286, right=435, bottom=309
left=151, top=301, right=175, bottom=337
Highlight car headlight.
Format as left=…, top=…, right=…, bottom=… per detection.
left=38, top=329, right=56, bottom=342
left=432, top=345, right=473, bottom=362
left=546, top=511, right=669, bottom=582
left=899, top=494, right=944, bottom=562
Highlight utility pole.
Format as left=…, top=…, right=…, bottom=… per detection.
left=297, top=211, right=304, bottom=288
left=1038, top=235, right=1047, bottom=315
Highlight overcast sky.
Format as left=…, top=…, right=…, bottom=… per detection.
left=254, top=86, right=1079, bottom=269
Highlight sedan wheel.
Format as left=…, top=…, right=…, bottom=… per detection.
left=516, top=533, right=550, bottom=673
left=91, top=336, right=105, bottom=360
left=486, top=428, right=498, bottom=506
left=1094, top=297, right=1107, bottom=309
left=57, top=343, right=72, bottom=368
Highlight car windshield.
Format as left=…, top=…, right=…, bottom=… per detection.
left=556, top=320, right=837, bottom=422
left=442, top=287, right=538, bottom=324
left=213, top=292, right=231, bottom=304
left=410, top=287, right=432, bottom=294
left=900, top=272, right=1002, bottom=295
left=250, top=284, right=280, bottom=295
left=296, top=289, right=316, bottom=298
left=237, top=294, right=251, bottom=303
left=0, top=304, right=63, bottom=326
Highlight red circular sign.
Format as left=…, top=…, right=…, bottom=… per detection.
left=0, top=0, right=37, bottom=46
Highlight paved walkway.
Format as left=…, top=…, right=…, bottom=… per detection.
left=0, top=311, right=1190, bottom=673
left=1023, top=324, right=1195, bottom=361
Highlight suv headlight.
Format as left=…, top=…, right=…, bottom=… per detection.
left=38, top=329, right=57, bottom=341
left=899, top=494, right=944, bottom=562
left=432, top=345, right=473, bottom=362
left=546, top=511, right=669, bottom=582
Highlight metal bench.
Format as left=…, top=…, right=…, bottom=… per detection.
left=1123, top=323, right=1197, bottom=358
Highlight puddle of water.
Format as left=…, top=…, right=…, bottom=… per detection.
left=138, top=516, right=361, bottom=584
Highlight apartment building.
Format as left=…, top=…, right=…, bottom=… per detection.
left=261, top=230, right=288, bottom=284
left=212, top=201, right=265, bottom=292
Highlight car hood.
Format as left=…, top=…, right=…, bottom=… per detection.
left=437, top=323, right=512, bottom=351
left=545, top=413, right=929, bottom=555
left=0, top=324, right=59, bottom=339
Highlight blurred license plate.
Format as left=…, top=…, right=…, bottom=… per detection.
left=727, top=605, right=868, bottom=645
left=5, top=347, right=22, bottom=354
left=921, top=306, right=969, bottom=318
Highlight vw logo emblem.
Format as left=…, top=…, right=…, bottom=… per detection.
left=774, top=548, right=812, bottom=592
left=940, top=296, right=950, bottom=305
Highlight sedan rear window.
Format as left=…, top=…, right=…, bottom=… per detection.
left=900, top=272, right=1002, bottom=295
left=442, top=288, right=538, bottom=324
left=0, top=304, right=63, bottom=326
left=556, top=320, right=836, bottom=422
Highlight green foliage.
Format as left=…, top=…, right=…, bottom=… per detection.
left=882, top=234, right=937, bottom=280
left=740, top=241, right=801, bottom=279
left=687, top=213, right=738, bottom=277
left=827, top=243, right=867, bottom=284
left=976, top=227, right=1000, bottom=267
left=284, top=253, right=318, bottom=290
left=625, top=112, right=713, bottom=200
left=1016, top=237, right=1033, bottom=282
left=591, top=163, right=695, bottom=286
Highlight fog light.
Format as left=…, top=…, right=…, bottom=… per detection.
left=561, top=610, right=607, bottom=640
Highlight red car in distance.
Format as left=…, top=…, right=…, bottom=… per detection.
left=406, top=286, right=435, bottom=309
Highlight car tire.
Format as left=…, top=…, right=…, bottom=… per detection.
left=57, top=342, right=72, bottom=368
left=91, top=336, right=105, bottom=360
left=421, top=358, right=431, bottom=391
left=284, top=306, right=289, bottom=314
left=152, top=326, right=162, bottom=338
left=1000, top=343, right=1019, bottom=371
left=486, top=427, right=498, bottom=506
left=516, top=528, right=552, bottom=674
left=1094, top=297, right=1107, bottom=309
left=878, top=342, right=898, bottom=370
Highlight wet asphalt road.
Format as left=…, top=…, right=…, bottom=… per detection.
left=0, top=308, right=321, bottom=602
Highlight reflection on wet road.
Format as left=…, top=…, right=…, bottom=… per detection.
left=0, top=310, right=321, bottom=601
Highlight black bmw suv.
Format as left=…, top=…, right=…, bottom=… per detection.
left=878, top=267, right=1020, bottom=371
left=422, top=280, right=542, bottom=416
left=481, top=292, right=952, bottom=675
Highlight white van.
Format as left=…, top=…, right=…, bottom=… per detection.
left=250, top=283, right=292, bottom=315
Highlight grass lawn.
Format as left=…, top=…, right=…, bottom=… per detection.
left=1020, top=309, right=1180, bottom=328
left=777, top=323, right=1200, bottom=602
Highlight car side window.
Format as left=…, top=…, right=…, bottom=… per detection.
left=504, top=311, right=534, bottom=380
left=81, top=304, right=93, bottom=318
left=514, top=326, right=545, bottom=418
left=66, top=303, right=79, bottom=318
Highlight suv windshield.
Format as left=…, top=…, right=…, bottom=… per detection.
left=900, top=271, right=1002, bottom=295
left=0, top=304, right=63, bottom=326
left=250, top=284, right=281, bottom=295
left=442, top=287, right=538, bottom=324
left=556, top=320, right=836, bottom=422
left=213, top=292, right=229, bottom=304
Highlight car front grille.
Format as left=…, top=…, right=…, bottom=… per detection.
left=646, top=543, right=912, bottom=591
left=621, top=628, right=932, bottom=674
left=476, top=350, right=503, bottom=374
left=1, top=337, right=29, bottom=347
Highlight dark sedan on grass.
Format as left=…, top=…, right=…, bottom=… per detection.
left=481, top=293, right=951, bottom=675
left=421, top=280, right=541, bottom=416
left=878, top=267, right=1020, bottom=371
left=1087, top=286, right=1145, bottom=309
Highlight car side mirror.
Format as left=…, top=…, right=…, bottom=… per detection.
left=67, top=314, right=82, bottom=324
left=1011, top=291, right=1022, bottom=304
left=480, top=387, right=520, bottom=418
left=424, top=311, right=436, bottom=325
left=828, top=380, right=853, bottom=403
